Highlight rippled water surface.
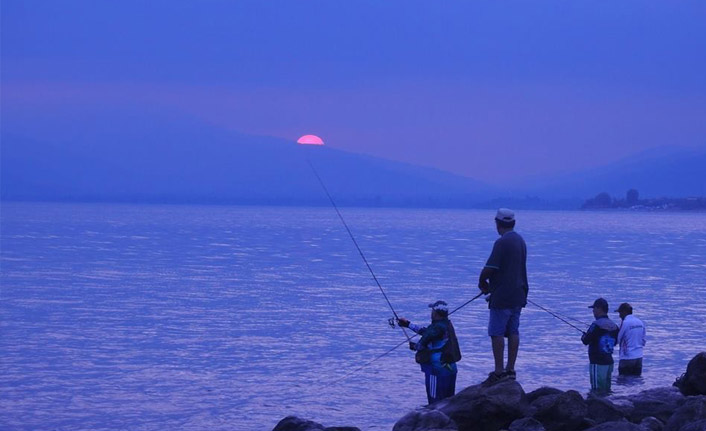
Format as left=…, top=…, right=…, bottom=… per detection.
left=1, top=203, right=705, bottom=431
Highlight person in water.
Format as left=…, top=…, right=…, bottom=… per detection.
left=615, top=302, right=646, bottom=376
left=398, top=300, right=460, bottom=404
left=478, top=208, right=528, bottom=384
left=581, top=297, right=619, bottom=393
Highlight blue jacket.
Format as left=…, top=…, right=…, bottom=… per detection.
left=581, top=316, right=619, bottom=365
left=409, top=318, right=458, bottom=376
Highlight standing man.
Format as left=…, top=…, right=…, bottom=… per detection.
left=478, top=208, right=528, bottom=384
left=615, top=302, right=646, bottom=376
left=582, top=298, right=619, bottom=393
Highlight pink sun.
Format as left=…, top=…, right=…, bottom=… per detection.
left=297, top=135, right=324, bottom=145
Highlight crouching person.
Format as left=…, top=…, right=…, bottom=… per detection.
left=398, top=300, right=461, bottom=405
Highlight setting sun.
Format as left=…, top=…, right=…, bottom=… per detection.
left=297, top=134, right=324, bottom=145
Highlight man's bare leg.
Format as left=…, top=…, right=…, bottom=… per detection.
left=491, top=336, right=505, bottom=374
left=507, top=334, right=520, bottom=371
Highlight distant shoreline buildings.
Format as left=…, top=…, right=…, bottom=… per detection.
left=582, top=189, right=706, bottom=211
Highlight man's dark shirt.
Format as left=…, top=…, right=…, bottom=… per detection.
left=484, top=230, right=528, bottom=309
left=581, top=316, right=619, bottom=365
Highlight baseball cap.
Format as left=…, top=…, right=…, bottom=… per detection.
left=588, top=297, right=609, bottom=311
left=428, top=300, right=449, bottom=313
left=495, top=208, right=515, bottom=223
left=615, top=302, right=633, bottom=314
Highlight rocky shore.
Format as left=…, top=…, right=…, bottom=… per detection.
left=272, top=352, right=706, bottom=431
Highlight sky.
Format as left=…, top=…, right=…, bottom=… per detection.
left=3, top=0, right=706, bottom=184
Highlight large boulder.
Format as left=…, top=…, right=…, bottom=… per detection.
left=434, top=380, right=528, bottom=431
left=584, top=420, right=643, bottom=431
left=527, top=393, right=561, bottom=417
left=392, top=409, right=457, bottom=431
left=639, top=417, right=665, bottom=431
left=526, top=387, right=564, bottom=404
left=273, top=416, right=325, bottom=431
left=678, top=420, right=706, bottom=431
left=272, top=416, right=360, bottom=431
left=531, top=390, right=587, bottom=431
left=508, top=417, right=546, bottom=431
left=586, top=395, right=627, bottom=424
left=674, top=353, right=706, bottom=396
left=611, top=398, right=637, bottom=419
left=664, top=396, right=706, bottom=431
left=622, top=387, right=686, bottom=423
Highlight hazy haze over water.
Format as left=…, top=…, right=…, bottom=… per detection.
left=1, top=203, right=705, bottom=430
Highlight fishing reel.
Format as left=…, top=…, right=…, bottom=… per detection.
left=388, top=317, right=397, bottom=328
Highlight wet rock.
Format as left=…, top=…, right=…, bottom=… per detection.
left=272, top=416, right=361, bottom=431
left=531, top=390, right=587, bottom=431
left=611, top=398, right=637, bottom=418
left=508, top=417, right=546, bottom=431
left=639, top=416, right=665, bottom=431
left=393, top=409, right=457, bottom=431
left=625, top=386, right=686, bottom=423
left=586, top=394, right=626, bottom=424
left=674, top=353, right=706, bottom=397
left=678, top=419, right=706, bottom=431
left=273, top=416, right=325, bottom=431
left=435, top=380, right=528, bottom=431
left=527, top=393, right=562, bottom=417
left=526, top=387, right=564, bottom=404
left=584, top=420, right=642, bottom=431
left=664, top=396, right=706, bottom=431
left=582, top=417, right=598, bottom=429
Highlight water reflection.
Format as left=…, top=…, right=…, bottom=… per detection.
left=1, top=203, right=705, bottom=431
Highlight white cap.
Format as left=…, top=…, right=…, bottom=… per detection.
left=495, top=208, right=515, bottom=223
left=428, top=300, right=448, bottom=313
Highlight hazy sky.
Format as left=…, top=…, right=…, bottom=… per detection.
left=3, top=1, right=706, bottom=183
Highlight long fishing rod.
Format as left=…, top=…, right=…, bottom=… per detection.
left=544, top=307, right=591, bottom=327
left=527, top=298, right=588, bottom=334
left=449, top=291, right=485, bottom=316
left=306, top=158, right=412, bottom=342
left=330, top=291, right=486, bottom=384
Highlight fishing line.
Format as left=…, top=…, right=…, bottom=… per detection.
left=306, top=158, right=412, bottom=342
left=322, top=292, right=587, bottom=385
left=527, top=298, right=588, bottom=334
left=329, top=291, right=486, bottom=384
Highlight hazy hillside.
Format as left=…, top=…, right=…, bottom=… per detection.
left=4, top=107, right=704, bottom=208
left=1, top=108, right=495, bottom=206
left=519, top=146, right=706, bottom=200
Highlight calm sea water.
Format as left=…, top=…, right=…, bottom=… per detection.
left=1, top=202, right=705, bottom=431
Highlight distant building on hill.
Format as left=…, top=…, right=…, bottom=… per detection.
left=582, top=189, right=706, bottom=211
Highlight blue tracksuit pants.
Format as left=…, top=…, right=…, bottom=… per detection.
left=424, top=372, right=457, bottom=404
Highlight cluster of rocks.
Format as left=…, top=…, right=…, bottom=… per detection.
left=393, top=380, right=705, bottom=431
left=273, top=353, right=706, bottom=431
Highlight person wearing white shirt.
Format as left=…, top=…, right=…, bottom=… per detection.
left=615, top=303, right=646, bottom=376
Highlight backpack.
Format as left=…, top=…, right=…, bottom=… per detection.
left=441, top=320, right=462, bottom=364
left=414, top=319, right=462, bottom=365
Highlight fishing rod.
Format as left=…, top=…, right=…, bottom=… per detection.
left=544, top=307, right=591, bottom=327
left=449, top=291, right=485, bottom=316
left=306, top=158, right=412, bottom=342
left=330, top=291, right=486, bottom=384
left=527, top=298, right=588, bottom=334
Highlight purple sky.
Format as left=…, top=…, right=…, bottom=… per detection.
left=3, top=1, right=706, bottom=184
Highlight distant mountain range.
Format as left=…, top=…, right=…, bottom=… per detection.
left=1, top=108, right=495, bottom=207
left=2, top=108, right=704, bottom=208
